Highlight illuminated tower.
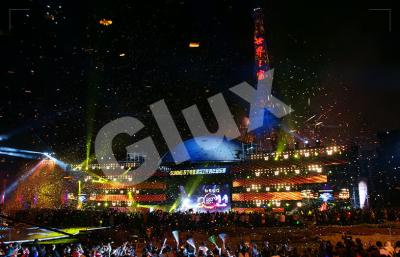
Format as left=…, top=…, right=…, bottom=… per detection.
left=253, top=7, right=270, bottom=81
left=244, top=7, right=277, bottom=150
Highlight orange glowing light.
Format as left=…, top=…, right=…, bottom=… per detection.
left=99, top=19, right=113, bottom=26
left=189, top=42, right=200, bottom=48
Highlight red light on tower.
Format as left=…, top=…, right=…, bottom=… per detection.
left=257, top=70, right=265, bottom=80
left=254, top=37, right=264, bottom=45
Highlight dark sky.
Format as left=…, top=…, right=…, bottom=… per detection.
left=0, top=0, right=398, bottom=162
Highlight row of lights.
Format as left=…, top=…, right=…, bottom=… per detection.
left=253, top=167, right=302, bottom=176
left=301, top=189, right=318, bottom=199
left=300, top=189, right=350, bottom=200
left=252, top=165, right=322, bottom=177
left=246, top=185, right=295, bottom=192
left=250, top=145, right=344, bottom=161
left=308, top=165, right=323, bottom=173
left=72, top=162, right=138, bottom=171
left=338, top=189, right=350, bottom=199
left=249, top=200, right=303, bottom=208
left=103, top=189, right=140, bottom=194
left=84, top=175, right=135, bottom=182
left=96, top=201, right=134, bottom=207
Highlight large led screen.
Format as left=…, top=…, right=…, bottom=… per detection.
left=177, top=184, right=231, bottom=213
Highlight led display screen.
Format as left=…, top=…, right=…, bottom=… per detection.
left=177, top=184, right=231, bottom=213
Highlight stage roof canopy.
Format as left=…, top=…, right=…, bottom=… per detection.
left=162, top=136, right=242, bottom=163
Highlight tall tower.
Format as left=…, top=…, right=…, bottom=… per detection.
left=253, top=7, right=270, bottom=81
left=245, top=7, right=277, bottom=151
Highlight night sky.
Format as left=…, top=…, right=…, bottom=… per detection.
left=0, top=0, right=398, bottom=164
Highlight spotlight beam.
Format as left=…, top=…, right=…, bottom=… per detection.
left=0, top=147, right=69, bottom=170
left=0, top=151, right=38, bottom=159
left=0, top=147, right=43, bottom=155
left=4, top=161, right=44, bottom=196
left=43, top=153, right=68, bottom=170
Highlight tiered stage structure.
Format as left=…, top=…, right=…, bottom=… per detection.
left=230, top=145, right=351, bottom=212
left=68, top=139, right=355, bottom=213
left=69, top=163, right=168, bottom=211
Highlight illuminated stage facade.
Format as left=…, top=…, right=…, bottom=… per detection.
left=68, top=137, right=356, bottom=213
left=230, top=145, right=352, bottom=212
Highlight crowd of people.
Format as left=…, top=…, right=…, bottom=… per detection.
left=2, top=237, right=400, bottom=257
left=8, top=207, right=400, bottom=231
left=3, top=207, right=400, bottom=257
